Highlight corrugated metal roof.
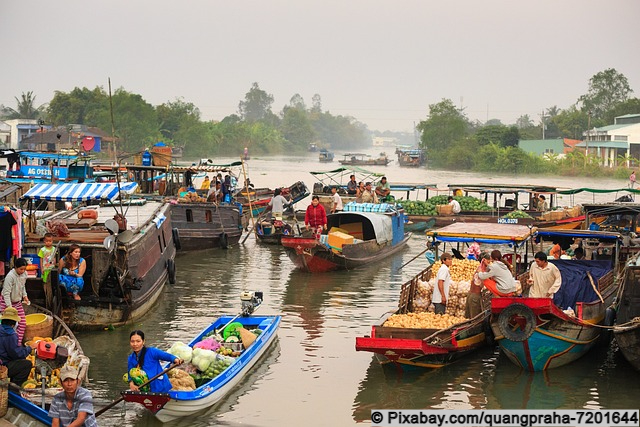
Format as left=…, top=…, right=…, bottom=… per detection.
left=575, top=141, right=629, bottom=148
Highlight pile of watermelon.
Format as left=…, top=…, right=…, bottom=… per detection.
left=397, top=195, right=492, bottom=216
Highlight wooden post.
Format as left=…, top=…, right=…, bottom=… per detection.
left=240, top=158, right=256, bottom=244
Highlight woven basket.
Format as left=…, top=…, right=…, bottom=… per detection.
left=0, top=365, right=8, bottom=418
left=24, top=315, right=54, bottom=343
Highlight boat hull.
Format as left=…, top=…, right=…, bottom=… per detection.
left=122, top=315, right=281, bottom=422
left=170, top=202, right=243, bottom=250
left=490, top=295, right=611, bottom=372
left=281, top=233, right=410, bottom=273
left=613, top=262, right=640, bottom=370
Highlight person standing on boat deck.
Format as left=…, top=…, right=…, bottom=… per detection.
left=466, top=252, right=489, bottom=318
left=330, top=186, right=343, bottom=214
left=347, top=174, right=358, bottom=195
left=448, top=196, right=461, bottom=214
left=433, top=253, right=452, bottom=314
left=128, top=330, right=182, bottom=393
left=48, top=365, right=97, bottom=427
left=266, top=188, right=289, bottom=220
left=58, top=244, right=86, bottom=301
left=477, top=250, right=517, bottom=297
left=200, top=175, right=211, bottom=190
left=0, top=307, right=35, bottom=385
left=361, top=182, right=379, bottom=203
left=1, top=258, right=30, bottom=344
left=304, top=195, right=327, bottom=233
left=527, top=251, right=562, bottom=298
left=375, top=176, right=391, bottom=201
left=537, top=195, right=548, bottom=212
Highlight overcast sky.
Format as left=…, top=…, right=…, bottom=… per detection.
left=2, top=0, right=639, bottom=132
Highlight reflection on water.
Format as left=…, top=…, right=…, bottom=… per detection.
left=78, top=156, right=640, bottom=426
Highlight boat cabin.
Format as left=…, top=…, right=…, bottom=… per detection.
left=447, top=183, right=559, bottom=213
left=2, top=151, right=94, bottom=183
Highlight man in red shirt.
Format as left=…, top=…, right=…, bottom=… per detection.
left=305, top=195, right=327, bottom=232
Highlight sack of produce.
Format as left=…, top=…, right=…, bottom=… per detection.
left=412, top=279, right=433, bottom=313
left=446, top=280, right=470, bottom=318
left=191, top=348, right=217, bottom=372
left=383, top=312, right=467, bottom=329
left=168, top=342, right=193, bottom=363
left=169, top=368, right=196, bottom=391
left=194, top=337, right=221, bottom=352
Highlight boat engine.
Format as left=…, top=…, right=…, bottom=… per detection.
left=240, top=291, right=263, bottom=316
left=35, top=340, right=69, bottom=408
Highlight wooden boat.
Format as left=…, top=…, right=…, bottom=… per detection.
left=21, top=182, right=177, bottom=330
left=339, top=153, right=391, bottom=166
left=170, top=201, right=243, bottom=250
left=1, top=150, right=95, bottom=186
left=238, top=181, right=310, bottom=228
left=318, top=148, right=334, bottom=162
left=308, top=166, right=385, bottom=212
left=355, top=266, right=491, bottom=369
left=613, top=255, right=640, bottom=370
left=490, top=229, right=621, bottom=371
left=122, top=314, right=281, bottom=423
left=8, top=303, right=89, bottom=425
left=281, top=203, right=410, bottom=273
left=255, top=218, right=297, bottom=245
left=396, top=148, right=426, bottom=167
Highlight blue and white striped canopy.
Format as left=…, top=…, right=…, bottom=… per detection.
left=22, top=182, right=138, bottom=202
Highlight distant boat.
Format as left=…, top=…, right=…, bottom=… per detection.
left=396, top=147, right=426, bottom=167
left=339, top=153, right=391, bottom=166
left=318, top=148, right=334, bottom=162
left=309, top=143, right=318, bottom=152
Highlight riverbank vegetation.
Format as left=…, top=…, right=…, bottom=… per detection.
left=1, top=83, right=370, bottom=158
left=418, top=68, right=639, bottom=177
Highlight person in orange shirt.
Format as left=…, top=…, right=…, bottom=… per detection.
left=549, top=240, right=563, bottom=259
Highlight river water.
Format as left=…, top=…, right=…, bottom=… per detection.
left=79, top=152, right=640, bottom=426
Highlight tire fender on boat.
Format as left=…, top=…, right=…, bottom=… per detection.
left=604, top=307, right=616, bottom=326
left=172, top=228, right=181, bottom=251
left=167, top=259, right=176, bottom=284
left=220, top=232, right=229, bottom=249
left=497, top=303, right=536, bottom=342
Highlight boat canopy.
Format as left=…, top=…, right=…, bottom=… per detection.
left=558, top=187, right=640, bottom=195
left=329, top=211, right=393, bottom=244
left=536, top=228, right=621, bottom=241
left=309, top=166, right=383, bottom=187
left=22, top=182, right=138, bottom=202
left=427, top=222, right=536, bottom=247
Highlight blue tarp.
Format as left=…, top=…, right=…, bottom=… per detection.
left=549, top=260, right=612, bottom=310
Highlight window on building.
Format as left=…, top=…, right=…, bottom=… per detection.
left=544, top=148, right=554, bottom=154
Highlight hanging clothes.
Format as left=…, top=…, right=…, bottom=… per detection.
left=11, top=209, right=22, bottom=258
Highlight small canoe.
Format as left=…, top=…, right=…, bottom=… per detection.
left=122, top=314, right=281, bottom=423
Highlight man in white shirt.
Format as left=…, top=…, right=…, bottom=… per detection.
left=527, top=251, right=562, bottom=298
left=448, top=196, right=461, bottom=214
left=330, top=186, right=343, bottom=214
left=267, top=188, right=289, bottom=220
left=433, top=253, right=452, bottom=314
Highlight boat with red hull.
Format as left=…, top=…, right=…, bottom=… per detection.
left=281, top=203, right=410, bottom=273
left=355, top=266, right=491, bottom=369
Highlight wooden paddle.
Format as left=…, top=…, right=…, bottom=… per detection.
left=398, top=248, right=430, bottom=271
left=95, top=361, right=181, bottom=417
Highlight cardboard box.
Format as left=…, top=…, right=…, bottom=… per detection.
left=339, top=222, right=364, bottom=239
left=327, top=231, right=354, bottom=254
left=437, top=204, right=453, bottom=215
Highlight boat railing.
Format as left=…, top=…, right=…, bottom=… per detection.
left=398, top=266, right=433, bottom=313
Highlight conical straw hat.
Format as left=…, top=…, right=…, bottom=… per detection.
left=238, top=327, right=257, bottom=349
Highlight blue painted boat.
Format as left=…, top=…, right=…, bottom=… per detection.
left=7, top=392, right=51, bottom=426
left=2, top=150, right=95, bottom=184
left=122, top=314, right=281, bottom=423
left=491, top=260, right=617, bottom=371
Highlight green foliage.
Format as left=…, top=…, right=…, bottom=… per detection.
left=0, top=91, right=47, bottom=120
left=47, top=87, right=107, bottom=126
left=417, top=98, right=470, bottom=166
left=238, top=82, right=274, bottom=122
left=578, top=68, right=633, bottom=120
left=474, top=125, right=520, bottom=147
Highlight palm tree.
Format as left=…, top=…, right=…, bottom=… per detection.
left=0, top=91, right=46, bottom=119
left=617, top=153, right=637, bottom=168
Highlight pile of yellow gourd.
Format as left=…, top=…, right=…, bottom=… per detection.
left=22, top=337, right=63, bottom=389
left=383, top=312, right=468, bottom=329
left=431, top=258, right=479, bottom=282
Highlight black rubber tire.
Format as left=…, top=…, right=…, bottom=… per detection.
left=220, top=232, right=229, bottom=249
left=497, top=303, right=537, bottom=342
left=167, top=259, right=176, bottom=284
left=172, top=228, right=181, bottom=251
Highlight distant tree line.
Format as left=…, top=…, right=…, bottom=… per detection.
left=417, top=68, right=639, bottom=176
left=0, top=83, right=370, bottom=158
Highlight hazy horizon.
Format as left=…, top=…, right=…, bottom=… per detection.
left=1, top=0, right=639, bottom=132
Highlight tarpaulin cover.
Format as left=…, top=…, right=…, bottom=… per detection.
left=22, top=182, right=138, bottom=202
left=328, top=211, right=393, bottom=244
left=549, top=260, right=612, bottom=310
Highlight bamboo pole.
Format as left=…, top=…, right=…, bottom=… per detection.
left=241, top=158, right=256, bottom=244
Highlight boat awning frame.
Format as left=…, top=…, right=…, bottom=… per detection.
left=21, top=182, right=138, bottom=202
left=427, top=222, right=536, bottom=247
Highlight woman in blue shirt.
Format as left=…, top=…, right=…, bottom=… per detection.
left=128, top=330, right=182, bottom=393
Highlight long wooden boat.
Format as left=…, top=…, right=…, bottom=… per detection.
left=21, top=182, right=177, bottom=330
left=122, top=314, right=281, bottom=423
left=396, top=148, right=426, bottom=167
left=355, top=266, right=491, bottom=369
left=255, top=219, right=297, bottom=245
left=491, top=248, right=619, bottom=372
left=170, top=201, right=243, bottom=250
left=613, top=256, right=640, bottom=370
left=339, top=153, right=391, bottom=166
left=318, top=148, right=334, bottom=162
left=1, top=150, right=95, bottom=185
left=8, top=303, right=90, bottom=426
left=281, top=203, right=410, bottom=273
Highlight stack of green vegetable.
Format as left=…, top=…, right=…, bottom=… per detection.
left=397, top=195, right=492, bottom=216
left=502, top=210, right=533, bottom=219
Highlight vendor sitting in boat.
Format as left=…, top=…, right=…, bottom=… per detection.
left=375, top=176, right=391, bottom=202
left=476, top=250, right=517, bottom=297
